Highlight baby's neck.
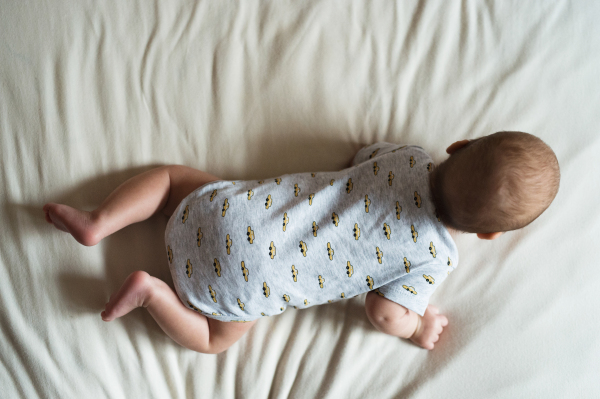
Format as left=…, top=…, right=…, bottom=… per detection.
left=445, top=226, right=461, bottom=243
left=429, top=172, right=461, bottom=243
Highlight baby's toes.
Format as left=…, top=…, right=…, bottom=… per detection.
left=44, top=211, right=52, bottom=224
left=102, top=295, right=118, bottom=318
left=101, top=309, right=112, bottom=321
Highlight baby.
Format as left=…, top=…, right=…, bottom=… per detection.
left=43, top=131, right=560, bottom=353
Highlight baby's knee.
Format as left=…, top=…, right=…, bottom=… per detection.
left=203, top=319, right=257, bottom=354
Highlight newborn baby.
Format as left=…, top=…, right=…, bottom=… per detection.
left=43, top=131, right=560, bottom=353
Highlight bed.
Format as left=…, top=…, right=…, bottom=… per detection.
left=1, top=1, right=599, bottom=397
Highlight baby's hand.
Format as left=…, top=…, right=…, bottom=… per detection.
left=409, top=305, right=448, bottom=350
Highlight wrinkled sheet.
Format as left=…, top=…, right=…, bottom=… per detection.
left=1, top=1, right=599, bottom=397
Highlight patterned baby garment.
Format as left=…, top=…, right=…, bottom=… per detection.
left=164, top=143, right=458, bottom=321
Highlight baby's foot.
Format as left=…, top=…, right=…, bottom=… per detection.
left=43, top=203, right=102, bottom=246
left=102, top=271, right=154, bottom=322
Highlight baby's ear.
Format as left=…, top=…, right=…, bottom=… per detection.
left=476, top=232, right=503, bottom=240
left=446, top=140, right=470, bottom=155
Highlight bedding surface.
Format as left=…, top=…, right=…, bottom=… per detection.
left=1, top=1, right=599, bottom=398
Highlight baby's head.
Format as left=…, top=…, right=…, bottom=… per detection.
left=429, top=131, right=560, bottom=237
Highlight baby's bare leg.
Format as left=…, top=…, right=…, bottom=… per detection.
left=102, top=271, right=256, bottom=354
left=43, top=165, right=220, bottom=245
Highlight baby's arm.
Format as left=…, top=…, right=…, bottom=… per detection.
left=349, top=142, right=404, bottom=168
left=364, top=291, right=448, bottom=350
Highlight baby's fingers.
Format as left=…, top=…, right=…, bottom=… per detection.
left=439, top=315, right=449, bottom=327
left=426, top=335, right=440, bottom=350
left=421, top=337, right=435, bottom=350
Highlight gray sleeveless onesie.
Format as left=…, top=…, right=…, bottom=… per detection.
left=164, top=143, right=458, bottom=321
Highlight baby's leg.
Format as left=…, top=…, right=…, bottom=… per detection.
left=102, top=270, right=257, bottom=354
left=43, top=165, right=220, bottom=246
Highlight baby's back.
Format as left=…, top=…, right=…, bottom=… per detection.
left=165, top=143, right=458, bottom=321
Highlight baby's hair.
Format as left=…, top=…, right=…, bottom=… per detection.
left=429, top=131, right=560, bottom=234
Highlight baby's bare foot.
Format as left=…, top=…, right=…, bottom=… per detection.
left=102, top=271, right=154, bottom=322
left=43, top=203, right=102, bottom=246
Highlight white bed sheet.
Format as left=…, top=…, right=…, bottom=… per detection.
left=1, top=1, right=599, bottom=397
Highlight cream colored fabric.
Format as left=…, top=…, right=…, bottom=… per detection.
left=1, top=1, right=599, bottom=397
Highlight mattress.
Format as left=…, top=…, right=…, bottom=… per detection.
left=1, top=1, right=599, bottom=397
